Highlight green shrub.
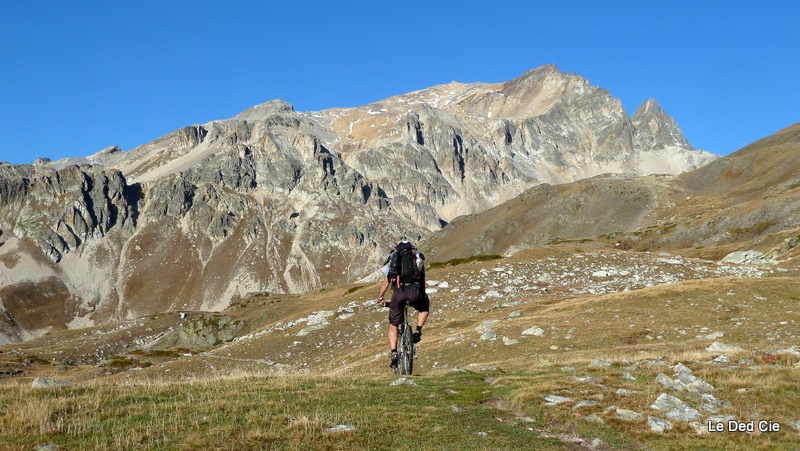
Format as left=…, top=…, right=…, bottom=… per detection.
left=345, top=285, right=367, bottom=295
left=429, top=254, right=502, bottom=269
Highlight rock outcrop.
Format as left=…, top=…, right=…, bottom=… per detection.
left=0, top=164, right=136, bottom=262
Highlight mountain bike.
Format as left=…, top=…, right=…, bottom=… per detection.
left=383, top=299, right=416, bottom=375
left=395, top=299, right=415, bottom=375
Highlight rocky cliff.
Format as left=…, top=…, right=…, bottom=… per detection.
left=423, top=123, right=800, bottom=264
left=0, top=65, right=716, bottom=343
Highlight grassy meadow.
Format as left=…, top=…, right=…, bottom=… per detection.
left=1, top=356, right=798, bottom=450
left=2, top=248, right=800, bottom=450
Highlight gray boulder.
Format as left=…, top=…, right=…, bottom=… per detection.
left=648, top=416, right=674, bottom=432
left=651, top=393, right=701, bottom=422
left=613, top=406, right=643, bottom=421
left=721, top=250, right=769, bottom=265
left=32, top=377, right=74, bottom=389
left=543, top=394, right=572, bottom=405
left=706, top=342, right=744, bottom=353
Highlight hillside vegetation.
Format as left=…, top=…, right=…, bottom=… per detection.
left=2, top=244, right=799, bottom=449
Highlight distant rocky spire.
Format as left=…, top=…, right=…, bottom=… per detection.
left=632, top=98, right=693, bottom=150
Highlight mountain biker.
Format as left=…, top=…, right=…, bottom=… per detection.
left=377, top=240, right=430, bottom=369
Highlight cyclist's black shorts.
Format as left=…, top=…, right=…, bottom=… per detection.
left=389, top=283, right=429, bottom=326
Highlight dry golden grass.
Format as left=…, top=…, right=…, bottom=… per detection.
left=2, top=244, right=800, bottom=449
left=0, top=370, right=577, bottom=450
left=493, top=358, right=800, bottom=449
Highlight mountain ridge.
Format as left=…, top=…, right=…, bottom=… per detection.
left=1, top=65, right=717, bottom=344
left=423, top=122, right=800, bottom=263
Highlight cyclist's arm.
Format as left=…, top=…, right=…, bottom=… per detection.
left=377, top=275, right=389, bottom=302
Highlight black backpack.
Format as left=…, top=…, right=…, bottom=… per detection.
left=387, top=242, right=421, bottom=286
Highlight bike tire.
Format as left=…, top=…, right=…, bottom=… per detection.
left=400, top=322, right=414, bottom=375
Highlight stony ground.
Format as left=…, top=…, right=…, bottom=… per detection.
left=2, top=246, right=799, bottom=448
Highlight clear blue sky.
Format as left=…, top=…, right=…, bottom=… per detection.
left=1, top=1, right=797, bottom=164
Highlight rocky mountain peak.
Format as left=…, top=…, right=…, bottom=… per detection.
left=96, top=145, right=123, bottom=156
left=493, top=64, right=578, bottom=106
left=632, top=98, right=692, bottom=150
left=234, top=99, right=295, bottom=121
left=399, top=64, right=587, bottom=121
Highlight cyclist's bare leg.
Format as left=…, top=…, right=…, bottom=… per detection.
left=388, top=324, right=398, bottom=351
left=417, top=311, right=429, bottom=328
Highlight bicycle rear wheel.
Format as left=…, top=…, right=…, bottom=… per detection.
left=392, top=324, right=401, bottom=376
left=400, top=320, right=414, bottom=375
